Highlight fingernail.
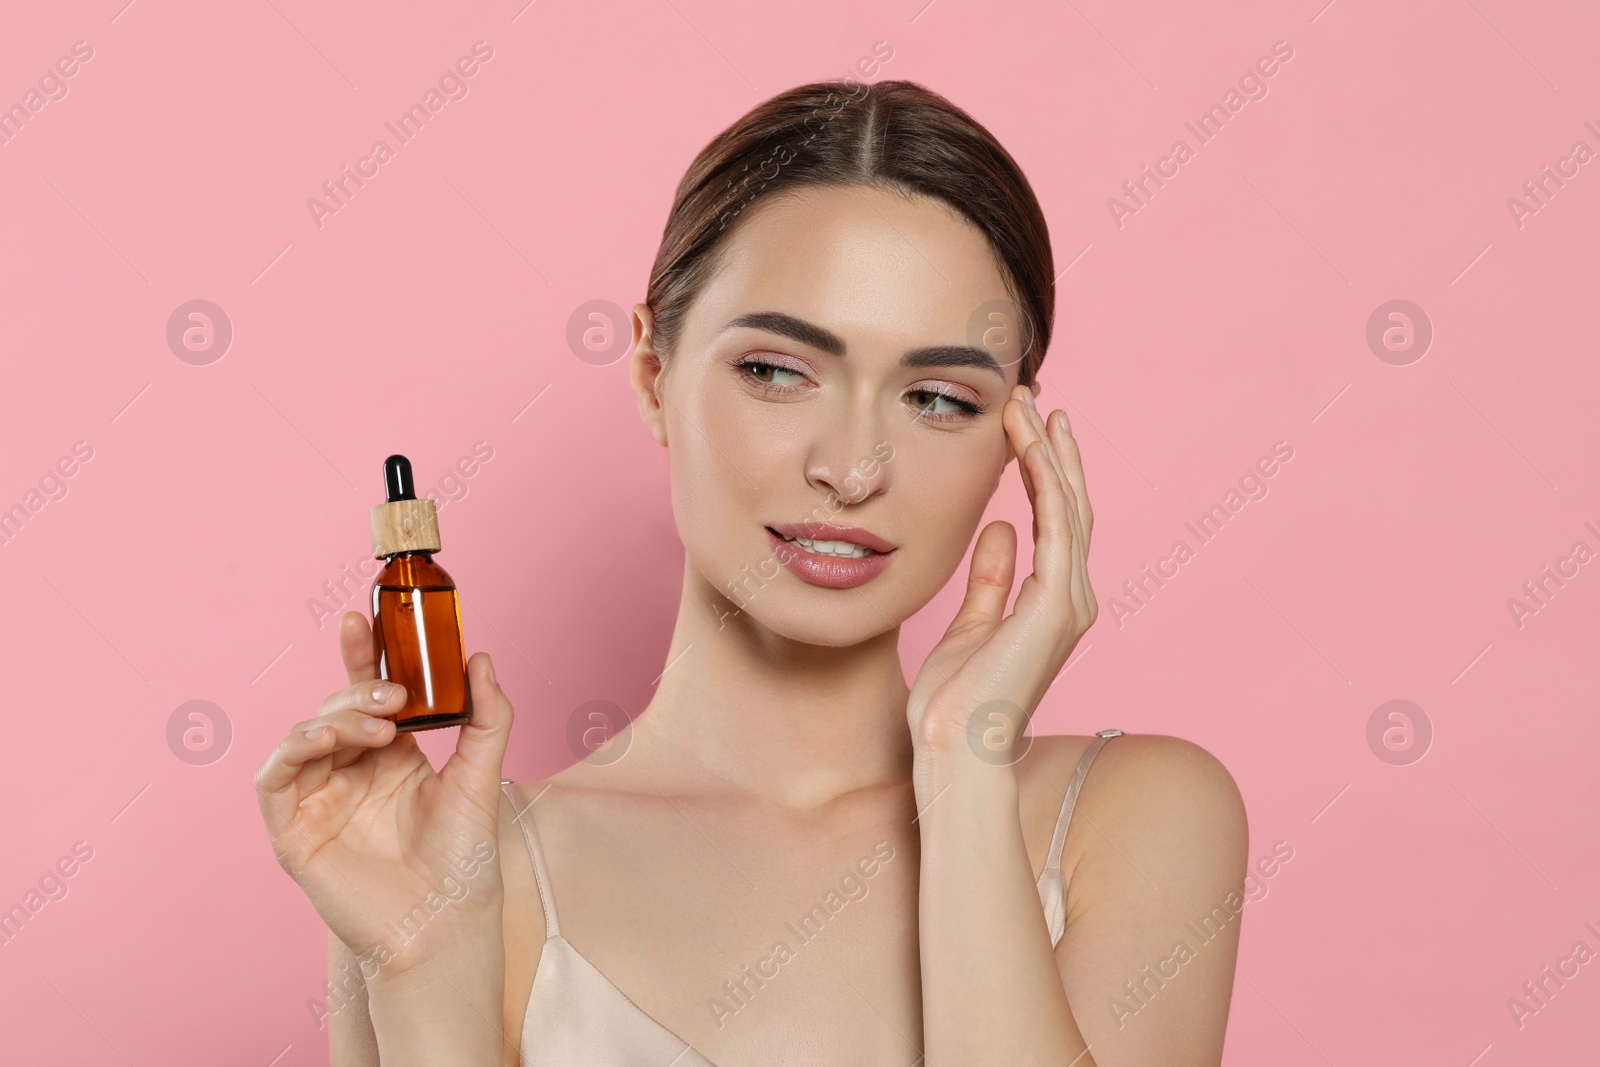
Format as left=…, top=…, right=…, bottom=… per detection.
left=361, top=716, right=387, bottom=734
left=486, top=659, right=497, bottom=687
left=372, top=682, right=395, bottom=703
left=1024, top=389, right=1038, bottom=412
left=304, top=725, right=327, bottom=740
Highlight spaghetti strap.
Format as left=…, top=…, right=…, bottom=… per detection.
left=501, top=780, right=561, bottom=939
left=1036, top=730, right=1123, bottom=949
left=1042, top=729, right=1123, bottom=876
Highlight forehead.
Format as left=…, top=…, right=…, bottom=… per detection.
left=689, top=185, right=1016, bottom=353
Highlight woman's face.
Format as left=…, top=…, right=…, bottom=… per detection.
left=632, top=184, right=1033, bottom=648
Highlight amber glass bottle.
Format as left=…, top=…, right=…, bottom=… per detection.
left=368, top=454, right=471, bottom=732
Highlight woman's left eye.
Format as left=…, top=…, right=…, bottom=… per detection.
left=906, top=388, right=982, bottom=422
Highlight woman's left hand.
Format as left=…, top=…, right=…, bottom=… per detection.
left=906, top=384, right=1097, bottom=782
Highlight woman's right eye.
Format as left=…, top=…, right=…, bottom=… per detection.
left=735, top=358, right=808, bottom=392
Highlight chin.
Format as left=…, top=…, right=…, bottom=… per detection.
left=696, top=552, right=908, bottom=648
left=750, top=600, right=902, bottom=648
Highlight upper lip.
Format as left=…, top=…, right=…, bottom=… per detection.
left=768, top=522, right=898, bottom=553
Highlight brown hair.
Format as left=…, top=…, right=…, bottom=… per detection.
left=645, top=79, right=1055, bottom=388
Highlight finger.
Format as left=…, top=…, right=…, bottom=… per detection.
left=1041, top=413, right=1085, bottom=568
left=1023, top=388, right=1072, bottom=497
left=941, top=519, right=1018, bottom=642
left=256, top=681, right=405, bottom=831
left=1022, top=392, right=1087, bottom=567
left=1021, top=392, right=1088, bottom=576
left=1005, top=394, right=1071, bottom=571
left=284, top=708, right=401, bottom=806
left=341, top=611, right=380, bottom=686
left=1005, top=394, right=1042, bottom=533
left=1016, top=438, right=1075, bottom=598
left=1003, top=385, right=1032, bottom=466
left=1045, top=408, right=1093, bottom=551
left=254, top=709, right=396, bottom=833
left=282, top=704, right=400, bottom=776
left=318, top=677, right=409, bottom=721
left=1040, top=409, right=1095, bottom=621
left=300, top=713, right=400, bottom=780
left=443, top=653, right=515, bottom=789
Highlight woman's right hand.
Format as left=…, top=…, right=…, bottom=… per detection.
left=254, top=610, right=515, bottom=980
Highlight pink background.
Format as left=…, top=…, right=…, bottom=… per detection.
left=2, top=0, right=1597, bottom=1063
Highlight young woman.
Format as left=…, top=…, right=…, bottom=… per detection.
left=256, top=79, right=1248, bottom=1066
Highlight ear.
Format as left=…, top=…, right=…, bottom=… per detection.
left=629, top=303, right=668, bottom=448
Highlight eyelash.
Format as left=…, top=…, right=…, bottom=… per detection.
left=733, top=358, right=986, bottom=423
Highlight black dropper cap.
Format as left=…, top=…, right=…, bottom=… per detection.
left=383, top=454, right=416, bottom=502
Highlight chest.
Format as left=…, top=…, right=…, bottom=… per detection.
left=533, top=794, right=928, bottom=1063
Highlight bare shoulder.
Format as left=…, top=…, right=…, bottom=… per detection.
left=1018, top=732, right=1247, bottom=889
left=1075, top=732, right=1246, bottom=838
left=1027, top=734, right=1248, bottom=1063
left=1021, top=730, right=1244, bottom=815
left=1094, top=733, right=1243, bottom=873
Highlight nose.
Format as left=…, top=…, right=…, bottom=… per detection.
left=805, top=420, right=890, bottom=507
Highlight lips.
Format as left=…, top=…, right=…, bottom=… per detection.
left=764, top=523, right=896, bottom=590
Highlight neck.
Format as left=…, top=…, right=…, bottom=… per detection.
left=632, top=558, right=916, bottom=809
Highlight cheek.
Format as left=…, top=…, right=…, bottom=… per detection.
left=665, top=395, right=783, bottom=561
left=921, top=454, right=992, bottom=537
left=890, top=444, right=1004, bottom=571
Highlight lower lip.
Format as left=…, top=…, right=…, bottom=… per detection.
left=765, top=527, right=894, bottom=589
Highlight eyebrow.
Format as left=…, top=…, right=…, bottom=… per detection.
left=723, top=310, right=1007, bottom=379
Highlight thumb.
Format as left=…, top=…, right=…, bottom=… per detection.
left=450, top=652, right=514, bottom=785
left=941, top=520, right=1017, bottom=643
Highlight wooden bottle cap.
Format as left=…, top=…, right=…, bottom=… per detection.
left=371, top=497, right=441, bottom=557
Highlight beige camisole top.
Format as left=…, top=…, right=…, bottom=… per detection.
left=501, top=728, right=1123, bottom=1066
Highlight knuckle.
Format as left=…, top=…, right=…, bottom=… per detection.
left=328, top=684, right=364, bottom=713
